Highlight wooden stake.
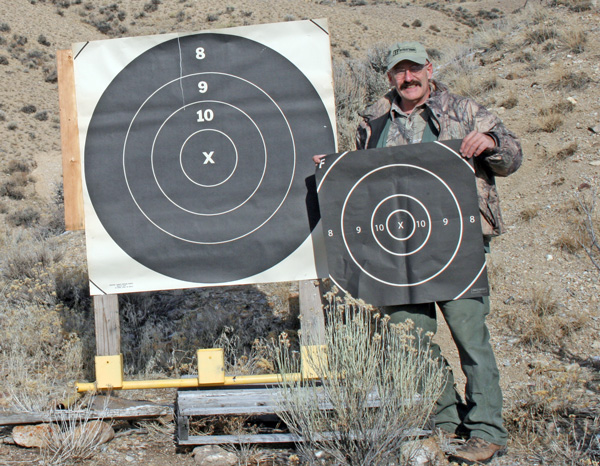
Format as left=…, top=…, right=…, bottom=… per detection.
left=93, top=295, right=121, bottom=356
left=57, top=49, right=85, bottom=231
left=299, top=280, right=325, bottom=345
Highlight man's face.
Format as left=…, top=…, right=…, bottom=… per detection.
left=387, top=60, right=433, bottom=109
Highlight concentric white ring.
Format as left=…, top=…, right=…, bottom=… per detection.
left=122, top=72, right=296, bottom=245
left=341, top=163, right=464, bottom=287
left=371, top=194, right=431, bottom=256
left=385, top=209, right=416, bottom=242
left=180, top=129, right=238, bottom=188
left=151, top=99, right=267, bottom=217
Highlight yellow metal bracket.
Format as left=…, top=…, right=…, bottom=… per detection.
left=95, top=354, right=124, bottom=389
left=77, top=345, right=326, bottom=392
left=197, top=348, right=225, bottom=385
left=300, top=345, right=328, bottom=379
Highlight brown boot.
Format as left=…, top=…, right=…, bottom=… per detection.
left=448, top=437, right=507, bottom=464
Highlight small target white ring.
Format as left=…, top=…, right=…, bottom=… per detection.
left=385, top=209, right=416, bottom=241
left=341, top=163, right=464, bottom=287
left=370, top=195, right=431, bottom=256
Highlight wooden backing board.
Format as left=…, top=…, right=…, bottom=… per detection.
left=57, top=49, right=85, bottom=231
left=298, top=280, right=326, bottom=345
left=179, top=433, right=302, bottom=445
left=177, top=386, right=380, bottom=417
left=178, top=430, right=429, bottom=446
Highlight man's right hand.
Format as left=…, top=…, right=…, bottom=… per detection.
left=313, top=154, right=326, bottom=166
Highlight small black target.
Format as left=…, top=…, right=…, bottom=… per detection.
left=315, top=140, right=489, bottom=306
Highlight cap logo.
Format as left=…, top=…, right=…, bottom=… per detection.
left=392, top=47, right=417, bottom=56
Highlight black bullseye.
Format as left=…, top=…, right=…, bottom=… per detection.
left=385, top=209, right=415, bottom=241
left=179, top=129, right=238, bottom=188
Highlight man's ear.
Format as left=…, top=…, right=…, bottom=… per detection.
left=426, top=62, right=433, bottom=80
left=387, top=71, right=394, bottom=86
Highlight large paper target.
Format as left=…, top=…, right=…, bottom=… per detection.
left=73, top=20, right=335, bottom=295
left=315, top=140, right=489, bottom=306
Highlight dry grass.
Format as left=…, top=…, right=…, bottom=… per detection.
left=548, top=65, right=591, bottom=91
left=499, top=92, right=518, bottom=109
left=519, top=205, right=540, bottom=222
left=332, top=45, right=389, bottom=151
left=506, top=360, right=599, bottom=465
left=561, top=26, right=587, bottom=54
left=275, top=294, right=446, bottom=466
left=0, top=230, right=87, bottom=411
left=536, top=112, right=563, bottom=133
left=525, top=25, right=559, bottom=45
left=576, top=188, right=600, bottom=275
left=449, top=74, right=499, bottom=101
left=554, top=232, right=585, bottom=254
left=40, top=394, right=113, bottom=466
left=471, top=23, right=507, bottom=51
left=533, top=99, right=575, bottom=133
left=554, top=142, right=578, bottom=161
left=504, top=285, right=589, bottom=349
left=549, top=0, right=594, bottom=12
left=435, top=24, right=516, bottom=102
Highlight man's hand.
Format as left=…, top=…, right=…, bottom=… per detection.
left=313, top=154, right=327, bottom=166
left=460, top=131, right=496, bottom=159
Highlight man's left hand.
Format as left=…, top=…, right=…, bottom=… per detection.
left=460, top=131, right=496, bottom=158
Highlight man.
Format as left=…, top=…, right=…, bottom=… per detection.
left=317, top=42, right=522, bottom=464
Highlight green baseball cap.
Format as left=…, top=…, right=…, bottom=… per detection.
left=386, top=41, right=429, bottom=71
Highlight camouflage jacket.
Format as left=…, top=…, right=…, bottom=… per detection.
left=356, top=80, right=522, bottom=237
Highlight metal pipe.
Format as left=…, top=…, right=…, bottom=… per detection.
left=76, top=372, right=303, bottom=392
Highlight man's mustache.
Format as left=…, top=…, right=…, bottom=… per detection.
left=400, top=81, right=421, bottom=90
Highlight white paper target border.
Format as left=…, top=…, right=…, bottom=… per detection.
left=73, top=20, right=335, bottom=295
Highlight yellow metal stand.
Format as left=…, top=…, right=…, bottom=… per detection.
left=76, top=345, right=327, bottom=392
left=94, top=354, right=124, bottom=389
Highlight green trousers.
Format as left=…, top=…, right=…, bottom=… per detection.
left=382, top=296, right=508, bottom=446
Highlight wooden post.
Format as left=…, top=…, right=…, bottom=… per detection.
left=93, top=295, right=121, bottom=356
left=58, top=49, right=120, bottom=358
left=57, top=49, right=85, bottom=231
left=298, top=280, right=326, bottom=345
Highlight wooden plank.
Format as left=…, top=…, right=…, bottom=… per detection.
left=93, top=294, right=121, bottom=356
left=298, top=280, right=325, bottom=345
left=0, top=404, right=172, bottom=426
left=179, top=433, right=302, bottom=445
left=179, top=429, right=430, bottom=446
left=177, top=387, right=381, bottom=417
left=178, top=388, right=282, bottom=416
left=57, top=49, right=85, bottom=231
left=176, top=388, right=427, bottom=446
